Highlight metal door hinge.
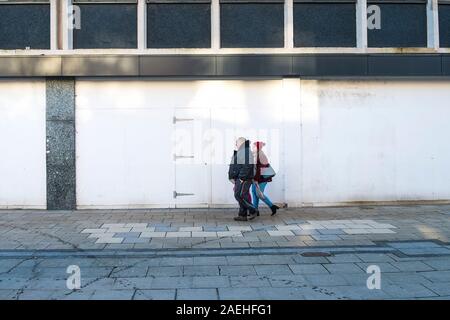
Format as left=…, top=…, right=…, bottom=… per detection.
left=173, top=117, right=194, bottom=124
left=173, top=191, right=195, bottom=198
left=173, top=154, right=194, bottom=161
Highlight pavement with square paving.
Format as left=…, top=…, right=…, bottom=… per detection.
left=0, top=205, right=449, bottom=300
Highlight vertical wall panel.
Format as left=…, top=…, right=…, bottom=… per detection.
left=0, top=80, right=46, bottom=209
left=299, top=80, right=450, bottom=205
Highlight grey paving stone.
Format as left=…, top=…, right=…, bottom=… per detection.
left=268, top=275, right=308, bottom=288
left=0, top=290, right=18, bottom=299
left=151, top=277, right=193, bottom=289
left=155, top=227, right=178, bottom=232
left=327, top=254, right=363, bottom=263
left=193, top=256, right=228, bottom=266
left=254, top=265, right=293, bottom=276
left=218, top=287, right=263, bottom=300
left=17, top=290, right=61, bottom=300
left=398, top=248, right=450, bottom=255
left=115, top=232, right=141, bottom=238
left=147, top=266, right=183, bottom=277
left=303, top=274, right=349, bottom=286
left=423, top=258, right=450, bottom=271
left=257, top=287, right=306, bottom=300
left=203, top=226, right=227, bottom=232
left=192, top=276, right=230, bottom=288
left=292, top=229, right=320, bottom=236
left=219, top=265, right=256, bottom=276
left=382, top=283, right=438, bottom=299
left=355, top=253, right=396, bottom=263
left=160, top=257, right=194, bottom=266
left=90, top=289, right=135, bottom=300
left=390, top=261, right=434, bottom=272
left=229, top=275, right=271, bottom=288
left=226, top=255, right=261, bottom=265
left=388, top=241, right=442, bottom=249
left=356, top=262, right=400, bottom=273
left=220, top=242, right=250, bottom=248
left=258, top=255, right=296, bottom=265
left=382, top=272, right=433, bottom=285
left=324, top=263, right=364, bottom=274
left=122, top=238, right=150, bottom=244
left=318, top=229, right=346, bottom=235
left=110, top=266, right=148, bottom=278
left=183, top=266, right=220, bottom=276
left=177, top=288, right=218, bottom=300
left=113, top=277, right=154, bottom=290
left=420, top=271, right=450, bottom=283
left=422, top=282, right=450, bottom=296
left=311, top=235, right=341, bottom=241
left=322, top=286, right=390, bottom=300
left=133, top=289, right=176, bottom=300
left=58, top=289, right=96, bottom=300
left=289, top=264, right=329, bottom=275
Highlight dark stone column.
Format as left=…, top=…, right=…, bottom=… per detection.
left=46, top=78, right=76, bottom=210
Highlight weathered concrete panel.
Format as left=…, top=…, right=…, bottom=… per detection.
left=217, top=55, right=292, bottom=76
left=368, top=55, right=442, bottom=76
left=293, top=55, right=367, bottom=76
left=62, top=56, right=139, bottom=76
left=0, top=57, right=61, bottom=77
left=139, top=55, right=215, bottom=76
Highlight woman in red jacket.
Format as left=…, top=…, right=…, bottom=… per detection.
left=251, top=141, right=279, bottom=216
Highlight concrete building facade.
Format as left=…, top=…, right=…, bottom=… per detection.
left=0, top=0, right=449, bottom=210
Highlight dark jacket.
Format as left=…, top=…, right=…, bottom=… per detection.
left=228, top=140, right=255, bottom=181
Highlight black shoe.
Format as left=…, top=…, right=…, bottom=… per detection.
left=256, top=210, right=260, bottom=217
left=248, top=211, right=257, bottom=220
left=270, top=205, right=280, bottom=216
left=234, top=216, right=248, bottom=222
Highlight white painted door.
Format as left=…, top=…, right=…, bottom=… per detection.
left=75, top=79, right=287, bottom=208
left=173, top=108, right=211, bottom=207
left=0, top=80, right=46, bottom=209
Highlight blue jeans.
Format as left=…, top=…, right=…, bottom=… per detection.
left=252, top=182, right=274, bottom=209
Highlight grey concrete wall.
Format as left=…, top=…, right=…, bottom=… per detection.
left=46, top=78, right=76, bottom=210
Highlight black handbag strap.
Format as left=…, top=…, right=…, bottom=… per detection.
left=245, top=140, right=250, bottom=165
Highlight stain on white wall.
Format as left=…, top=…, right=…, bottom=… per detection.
left=299, top=80, right=450, bottom=205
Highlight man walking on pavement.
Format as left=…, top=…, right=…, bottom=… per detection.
left=229, top=137, right=258, bottom=221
